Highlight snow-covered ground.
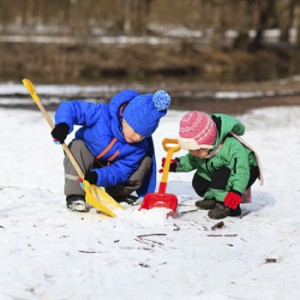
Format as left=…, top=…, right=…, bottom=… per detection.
left=0, top=103, right=299, bottom=300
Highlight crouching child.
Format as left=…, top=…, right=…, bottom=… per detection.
left=51, top=89, right=171, bottom=212
left=163, top=111, right=263, bottom=219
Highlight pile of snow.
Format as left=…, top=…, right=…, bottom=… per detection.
left=0, top=106, right=299, bottom=300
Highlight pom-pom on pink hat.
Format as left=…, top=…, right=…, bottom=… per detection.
left=178, top=111, right=217, bottom=150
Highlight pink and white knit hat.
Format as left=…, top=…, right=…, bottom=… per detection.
left=178, top=111, right=217, bottom=150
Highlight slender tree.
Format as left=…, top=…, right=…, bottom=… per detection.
left=279, top=0, right=297, bottom=43
left=249, top=0, right=276, bottom=51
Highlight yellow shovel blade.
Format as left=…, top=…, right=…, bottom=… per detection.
left=83, top=180, right=124, bottom=217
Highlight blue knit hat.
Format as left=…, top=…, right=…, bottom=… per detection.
left=123, top=90, right=171, bottom=137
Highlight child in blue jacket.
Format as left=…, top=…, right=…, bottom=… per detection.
left=51, top=89, right=171, bottom=212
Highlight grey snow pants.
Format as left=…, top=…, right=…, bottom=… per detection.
left=64, top=140, right=152, bottom=201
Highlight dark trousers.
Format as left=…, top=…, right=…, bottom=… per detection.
left=192, top=166, right=259, bottom=197
left=104, top=156, right=152, bottom=201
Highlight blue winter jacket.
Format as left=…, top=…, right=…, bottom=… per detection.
left=54, top=90, right=156, bottom=196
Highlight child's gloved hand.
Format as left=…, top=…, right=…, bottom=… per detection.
left=84, top=170, right=98, bottom=185
left=159, top=157, right=178, bottom=173
left=51, top=123, right=69, bottom=144
left=224, top=191, right=242, bottom=209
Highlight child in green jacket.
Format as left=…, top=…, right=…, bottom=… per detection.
left=165, top=111, right=263, bottom=219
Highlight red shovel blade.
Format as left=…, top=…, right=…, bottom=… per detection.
left=139, top=192, right=178, bottom=212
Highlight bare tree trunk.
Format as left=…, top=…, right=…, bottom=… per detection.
left=279, top=0, right=297, bottom=43
left=294, top=0, right=300, bottom=47
left=124, top=0, right=132, bottom=36
left=298, top=20, right=300, bottom=48
left=249, top=0, right=275, bottom=51
left=233, top=0, right=256, bottom=51
left=136, top=0, right=151, bottom=36
left=24, top=0, right=35, bottom=30
left=211, top=0, right=225, bottom=50
left=123, top=0, right=151, bottom=36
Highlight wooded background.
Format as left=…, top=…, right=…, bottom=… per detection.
left=0, top=0, right=299, bottom=84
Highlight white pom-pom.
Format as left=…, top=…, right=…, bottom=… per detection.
left=153, top=90, right=171, bottom=111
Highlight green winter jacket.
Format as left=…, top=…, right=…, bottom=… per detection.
left=176, top=114, right=258, bottom=202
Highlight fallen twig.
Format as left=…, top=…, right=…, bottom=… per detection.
left=78, top=250, right=97, bottom=253
left=141, top=238, right=164, bottom=246
left=207, top=234, right=238, bottom=237
left=180, top=209, right=198, bottom=215
left=265, top=258, right=277, bottom=263
left=135, top=233, right=166, bottom=247
left=211, top=221, right=224, bottom=230
left=134, top=238, right=153, bottom=246
left=137, top=233, right=167, bottom=238
left=173, top=223, right=180, bottom=231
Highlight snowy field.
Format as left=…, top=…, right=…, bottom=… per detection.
left=0, top=104, right=299, bottom=300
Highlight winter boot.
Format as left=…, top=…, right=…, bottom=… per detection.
left=117, top=194, right=139, bottom=205
left=195, top=198, right=217, bottom=210
left=66, top=195, right=87, bottom=212
left=208, top=202, right=241, bottom=219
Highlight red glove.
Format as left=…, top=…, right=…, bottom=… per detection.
left=224, top=192, right=242, bottom=209
left=159, top=157, right=177, bottom=173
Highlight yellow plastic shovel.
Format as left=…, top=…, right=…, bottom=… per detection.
left=22, top=78, right=124, bottom=217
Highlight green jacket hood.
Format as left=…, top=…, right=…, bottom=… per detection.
left=212, top=114, right=245, bottom=146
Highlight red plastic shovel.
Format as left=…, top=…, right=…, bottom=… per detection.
left=140, top=138, right=181, bottom=212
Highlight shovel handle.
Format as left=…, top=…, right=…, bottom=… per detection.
left=162, top=138, right=181, bottom=153
left=23, top=79, right=125, bottom=216
left=22, top=79, right=85, bottom=179
left=159, top=138, right=181, bottom=191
